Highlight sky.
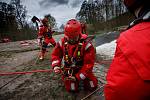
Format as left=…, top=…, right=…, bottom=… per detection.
left=1, top=0, right=84, bottom=27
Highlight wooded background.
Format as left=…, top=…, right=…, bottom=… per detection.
left=0, top=0, right=134, bottom=41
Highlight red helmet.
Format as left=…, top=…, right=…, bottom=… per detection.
left=123, top=0, right=146, bottom=12
left=64, top=19, right=81, bottom=40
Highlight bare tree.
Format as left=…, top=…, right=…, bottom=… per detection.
left=10, top=0, right=27, bottom=28
left=44, top=14, right=56, bottom=29
left=0, top=2, right=17, bottom=39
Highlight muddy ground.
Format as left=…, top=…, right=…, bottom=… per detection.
left=0, top=34, right=114, bottom=100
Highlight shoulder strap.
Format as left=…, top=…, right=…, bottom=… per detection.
left=63, top=42, right=72, bottom=67
left=127, top=11, right=150, bottom=29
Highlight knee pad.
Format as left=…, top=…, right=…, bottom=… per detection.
left=83, top=78, right=98, bottom=91
left=64, top=79, right=78, bottom=92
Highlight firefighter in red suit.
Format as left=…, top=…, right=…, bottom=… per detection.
left=37, top=18, right=56, bottom=60
left=105, top=0, right=150, bottom=100
left=51, top=19, right=98, bottom=92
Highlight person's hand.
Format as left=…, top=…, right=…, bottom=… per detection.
left=37, top=38, right=42, bottom=46
left=68, top=76, right=76, bottom=81
left=53, top=66, right=61, bottom=74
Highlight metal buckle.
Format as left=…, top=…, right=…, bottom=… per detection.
left=68, top=69, right=73, bottom=76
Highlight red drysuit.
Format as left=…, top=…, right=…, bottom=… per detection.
left=38, top=25, right=56, bottom=59
left=51, top=34, right=98, bottom=92
left=105, top=22, right=150, bottom=100
left=38, top=25, right=56, bottom=46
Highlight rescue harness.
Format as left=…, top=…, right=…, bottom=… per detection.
left=44, top=28, right=52, bottom=38
left=62, top=38, right=85, bottom=77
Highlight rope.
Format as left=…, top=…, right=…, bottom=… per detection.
left=80, top=85, right=104, bottom=100
left=0, top=55, right=42, bottom=89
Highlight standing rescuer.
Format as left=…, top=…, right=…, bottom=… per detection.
left=37, top=18, right=56, bottom=60
left=105, top=0, right=150, bottom=100
left=51, top=19, right=98, bottom=92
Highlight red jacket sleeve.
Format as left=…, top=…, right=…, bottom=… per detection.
left=105, top=41, right=150, bottom=100
left=104, top=44, right=128, bottom=100
left=51, top=40, right=63, bottom=69
left=75, top=42, right=95, bottom=80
